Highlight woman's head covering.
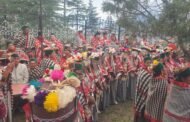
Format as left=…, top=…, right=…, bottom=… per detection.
left=144, top=54, right=152, bottom=62
left=152, top=60, right=164, bottom=77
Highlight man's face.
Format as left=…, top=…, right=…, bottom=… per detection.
left=8, top=44, right=16, bottom=52
left=30, top=61, right=37, bottom=69
left=11, top=57, right=20, bottom=66
left=125, top=35, right=129, bottom=39
left=145, top=60, right=151, bottom=67
left=50, top=35, right=56, bottom=41
left=23, top=28, right=29, bottom=34
left=96, top=35, right=100, bottom=39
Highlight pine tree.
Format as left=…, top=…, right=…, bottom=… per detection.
left=0, top=0, right=62, bottom=28
left=67, top=0, right=88, bottom=30
left=87, top=0, right=98, bottom=31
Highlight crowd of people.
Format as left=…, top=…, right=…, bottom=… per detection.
left=0, top=26, right=189, bottom=122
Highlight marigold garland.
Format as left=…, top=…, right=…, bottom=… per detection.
left=44, top=92, right=59, bottom=112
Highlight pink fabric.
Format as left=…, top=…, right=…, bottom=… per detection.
left=13, top=83, right=27, bottom=95
left=22, top=103, right=31, bottom=120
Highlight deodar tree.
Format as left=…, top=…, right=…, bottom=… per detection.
left=103, top=0, right=190, bottom=58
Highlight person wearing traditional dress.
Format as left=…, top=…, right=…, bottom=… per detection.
left=145, top=61, right=168, bottom=122
left=91, top=55, right=103, bottom=114
left=163, top=67, right=190, bottom=122
left=116, top=51, right=126, bottom=102
left=9, top=53, right=29, bottom=120
left=110, top=33, right=119, bottom=45
left=127, top=48, right=141, bottom=100
left=134, top=55, right=152, bottom=122
left=14, top=26, right=35, bottom=50
left=105, top=49, right=118, bottom=105
left=40, top=48, right=55, bottom=71
left=76, top=30, right=87, bottom=47
left=102, top=32, right=110, bottom=46
left=74, top=62, right=95, bottom=122
left=6, top=43, right=29, bottom=63
left=98, top=54, right=109, bottom=111
left=10, top=53, right=29, bottom=84
left=34, top=32, right=51, bottom=63
left=91, top=32, right=103, bottom=49
left=13, top=26, right=36, bottom=59
left=49, top=33, right=63, bottom=56
left=125, top=49, right=136, bottom=100
left=28, top=59, right=43, bottom=81
left=124, top=34, right=129, bottom=46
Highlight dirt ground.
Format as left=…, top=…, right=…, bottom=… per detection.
left=13, top=100, right=133, bottom=122
left=98, top=101, right=134, bottom=122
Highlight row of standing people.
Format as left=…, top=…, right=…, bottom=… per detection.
left=134, top=46, right=190, bottom=122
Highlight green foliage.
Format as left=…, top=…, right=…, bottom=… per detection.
left=103, top=0, right=190, bottom=42
left=67, top=0, right=88, bottom=29
left=103, top=0, right=190, bottom=57
left=0, top=0, right=63, bottom=28
left=102, top=0, right=154, bottom=33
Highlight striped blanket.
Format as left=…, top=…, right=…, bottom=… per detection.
left=145, top=77, right=168, bottom=122
left=14, top=32, right=35, bottom=49
left=163, top=81, right=190, bottom=122
left=40, top=58, right=55, bottom=71
left=29, top=66, right=44, bottom=81
left=135, top=68, right=152, bottom=113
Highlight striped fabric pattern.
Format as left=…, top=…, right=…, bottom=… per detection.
left=14, top=33, right=35, bottom=49
left=77, top=91, right=87, bottom=106
left=40, top=58, right=55, bottom=71
left=135, top=68, right=152, bottom=113
left=29, top=66, right=44, bottom=81
left=145, top=78, right=168, bottom=122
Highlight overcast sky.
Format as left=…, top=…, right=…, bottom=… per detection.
left=83, top=0, right=108, bottom=19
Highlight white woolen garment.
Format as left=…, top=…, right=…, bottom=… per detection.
left=11, top=63, right=29, bottom=83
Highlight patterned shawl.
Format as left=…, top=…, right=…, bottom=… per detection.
left=40, top=58, right=55, bottom=71
left=135, top=68, right=152, bottom=113
left=145, top=77, right=168, bottom=122
left=29, top=66, right=44, bottom=81
left=14, top=32, right=35, bottom=49
left=163, top=81, right=190, bottom=122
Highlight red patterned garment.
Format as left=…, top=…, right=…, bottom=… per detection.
left=102, top=36, right=111, bottom=46
left=77, top=32, right=87, bottom=45
left=126, top=55, right=136, bottom=73
left=34, top=37, right=50, bottom=63
left=135, top=54, right=144, bottom=69
left=50, top=36, right=63, bottom=55
left=115, top=55, right=124, bottom=72
left=34, top=37, right=43, bottom=63
left=99, top=65, right=108, bottom=76
left=110, top=34, right=119, bottom=44
left=0, top=92, right=7, bottom=119
left=104, top=55, right=113, bottom=73
left=77, top=79, right=92, bottom=122
left=163, top=81, right=190, bottom=122
left=91, top=36, right=103, bottom=49
left=85, top=70, right=95, bottom=93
